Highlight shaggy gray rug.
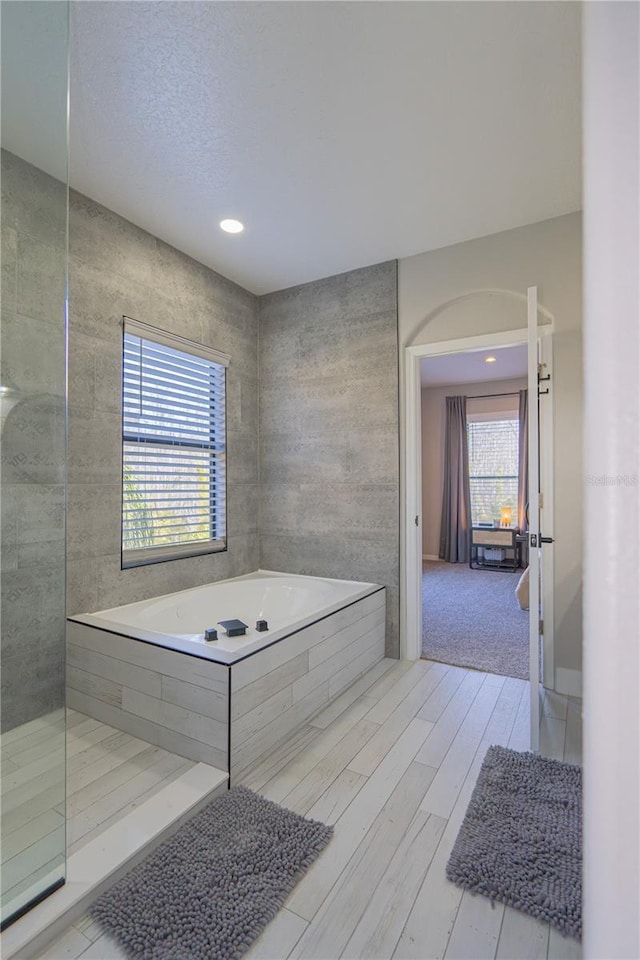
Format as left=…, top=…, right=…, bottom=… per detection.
left=422, top=561, right=529, bottom=679
left=447, top=745, right=582, bottom=940
left=90, top=786, right=333, bottom=960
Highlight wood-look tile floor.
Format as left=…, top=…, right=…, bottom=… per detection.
left=36, top=660, right=583, bottom=960
left=1, top=710, right=195, bottom=917
left=64, top=710, right=196, bottom=857
left=1, top=710, right=66, bottom=914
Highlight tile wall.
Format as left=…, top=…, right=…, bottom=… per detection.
left=1, top=150, right=67, bottom=728
left=3, top=151, right=402, bottom=678
left=258, top=262, right=400, bottom=656
left=67, top=190, right=260, bottom=614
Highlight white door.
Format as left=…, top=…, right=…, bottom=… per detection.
left=527, top=286, right=545, bottom=752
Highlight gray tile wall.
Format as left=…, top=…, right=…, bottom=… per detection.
left=1, top=150, right=67, bottom=729
left=67, top=190, right=259, bottom=614
left=258, top=262, right=400, bottom=657
left=3, top=150, right=400, bottom=730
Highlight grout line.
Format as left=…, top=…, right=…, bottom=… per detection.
left=493, top=896, right=508, bottom=959
left=442, top=882, right=465, bottom=959
left=389, top=810, right=445, bottom=960
left=503, top=691, right=522, bottom=747
left=278, top=719, right=378, bottom=813
left=259, top=693, right=376, bottom=798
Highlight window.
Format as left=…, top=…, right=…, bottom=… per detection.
left=467, top=417, right=519, bottom=526
left=121, top=317, right=229, bottom=568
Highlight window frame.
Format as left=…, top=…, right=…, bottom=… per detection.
left=466, top=414, right=520, bottom=527
left=120, top=316, right=229, bottom=570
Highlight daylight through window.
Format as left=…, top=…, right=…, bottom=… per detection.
left=467, top=418, right=519, bottom=526
left=121, top=318, right=228, bottom=568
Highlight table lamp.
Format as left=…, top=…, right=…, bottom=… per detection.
left=500, top=506, right=512, bottom=528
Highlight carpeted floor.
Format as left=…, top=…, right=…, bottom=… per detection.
left=422, top=560, right=529, bottom=679
left=446, top=745, right=582, bottom=940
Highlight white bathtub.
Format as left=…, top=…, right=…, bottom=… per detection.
left=67, top=570, right=386, bottom=777
left=70, top=569, right=382, bottom=665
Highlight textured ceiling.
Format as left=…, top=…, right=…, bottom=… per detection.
left=421, top=344, right=528, bottom=387
left=1, top=1, right=69, bottom=183
left=64, top=1, right=581, bottom=294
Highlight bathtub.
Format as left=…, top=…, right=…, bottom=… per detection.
left=67, top=570, right=386, bottom=778
left=71, top=570, right=382, bottom=665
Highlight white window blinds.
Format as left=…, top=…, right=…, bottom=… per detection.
left=121, top=318, right=229, bottom=568
left=467, top=418, right=519, bottom=526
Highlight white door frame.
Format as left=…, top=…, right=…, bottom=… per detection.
left=402, top=326, right=555, bottom=689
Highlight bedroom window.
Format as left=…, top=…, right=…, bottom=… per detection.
left=121, top=317, right=229, bottom=568
left=467, top=417, right=519, bottom=525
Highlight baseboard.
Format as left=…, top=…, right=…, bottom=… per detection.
left=422, top=554, right=441, bottom=561
left=555, top=667, right=582, bottom=698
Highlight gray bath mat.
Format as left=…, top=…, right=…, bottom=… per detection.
left=446, top=745, right=582, bottom=940
left=90, top=786, right=333, bottom=960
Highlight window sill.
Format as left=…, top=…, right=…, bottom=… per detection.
left=121, top=540, right=227, bottom=569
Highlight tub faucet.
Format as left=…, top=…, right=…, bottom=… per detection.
left=218, top=619, right=248, bottom=637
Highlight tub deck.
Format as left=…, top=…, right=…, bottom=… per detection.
left=69, top=571, right=383, bottom=665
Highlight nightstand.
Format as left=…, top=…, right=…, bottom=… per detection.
left=470, top=526, right=521, bottom=571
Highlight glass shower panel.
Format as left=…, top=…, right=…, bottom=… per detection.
left=1, top=0, right=69, bottom=927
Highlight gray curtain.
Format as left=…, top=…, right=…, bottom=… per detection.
left=517, top=388, right=528, bottom=532
left=439, top=396, right=471, bottom=563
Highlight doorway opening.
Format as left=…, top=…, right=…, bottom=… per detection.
left=420, top=344, right=529, bottom=679
left=403, top=317, right=555, bottom=734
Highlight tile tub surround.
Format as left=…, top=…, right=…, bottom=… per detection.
left=66, top=623, right=230, bottom=770
left=67, top=187, right=259, bottom=616
left=258, top=261, right=400, bottom=657
left=66, top=587, right=386, bottom=777
left=230, top=588, right=386, bottom=776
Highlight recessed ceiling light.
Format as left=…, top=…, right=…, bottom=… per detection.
left=484, top=356, right=497, bottom=363
left=220, top=219, right=244, bottom=234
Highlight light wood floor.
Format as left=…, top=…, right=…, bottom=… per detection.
left=36, top=659, right=582, bottom=960
left=64, top=710, right=196, bottom=856
left=1, top=711, right=66, bottom=915
left=1, top=709, right=195, bottom=919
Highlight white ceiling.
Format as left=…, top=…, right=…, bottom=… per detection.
left=420, top=344, right=528, bottom=387
left=7, top=1, right=582, bottom=295
left=1, top=1, right=69, bottom=183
